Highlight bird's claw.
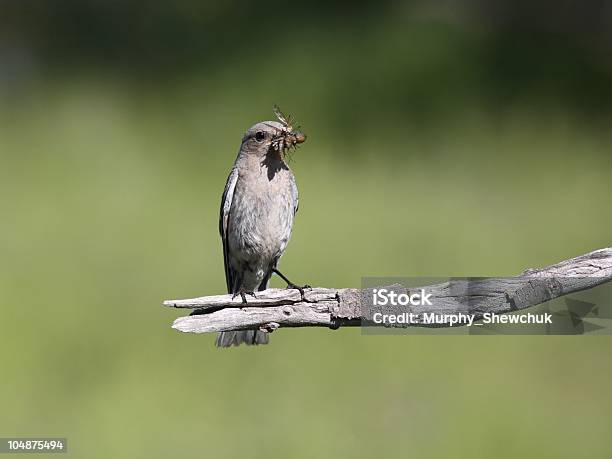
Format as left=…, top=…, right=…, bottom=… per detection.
left=286, top=283, right=312, bottom=301
left=232, top=290, right=257, bottom=304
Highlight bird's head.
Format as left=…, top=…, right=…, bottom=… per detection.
left=240, top=106, right=306, bottom=160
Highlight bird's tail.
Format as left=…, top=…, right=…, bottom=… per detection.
left=215, top=330, right=269, bottom=348
left=215, top=271, right=273, bottom=348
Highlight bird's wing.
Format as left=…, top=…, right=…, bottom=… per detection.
left=291, top=174, right=299, bottom=215
left=219, top=166, right=239, bottom=293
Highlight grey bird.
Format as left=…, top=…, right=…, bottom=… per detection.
left=215, top=107, right=307, bottom=348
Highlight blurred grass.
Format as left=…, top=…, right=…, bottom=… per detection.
left=1, top=51, right=612, bottom=457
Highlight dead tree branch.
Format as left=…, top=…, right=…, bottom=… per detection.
left=164, top=248, right=612, bottom=334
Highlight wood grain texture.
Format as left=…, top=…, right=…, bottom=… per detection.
left=165, top=248, right=612, bottom=334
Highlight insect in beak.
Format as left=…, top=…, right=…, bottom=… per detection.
left=270, top=105, right=307, bottom=156
left=283, top=131, right=306, bottom=148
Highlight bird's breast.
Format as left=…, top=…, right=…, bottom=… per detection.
left=227, top=170, right=296, bottom=261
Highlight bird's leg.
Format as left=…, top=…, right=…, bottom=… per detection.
left=232, top=288, right=257, bottom=304
left=272, top=269, right=311, bottom=301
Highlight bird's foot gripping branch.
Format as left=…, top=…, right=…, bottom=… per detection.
left=164, top=248, right=612, bottom=338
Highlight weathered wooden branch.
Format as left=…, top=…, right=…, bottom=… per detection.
left=164, top=248, right=612, bottom=334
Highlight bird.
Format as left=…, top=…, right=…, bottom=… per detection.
left=214, top=106, right=308, bottom=348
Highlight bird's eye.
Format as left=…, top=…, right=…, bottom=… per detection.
left=255, top=131, right=266, bottom=142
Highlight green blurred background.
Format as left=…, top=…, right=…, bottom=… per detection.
left=1, top=1, right=612, bottom=457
